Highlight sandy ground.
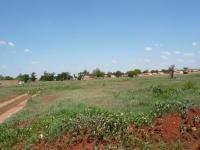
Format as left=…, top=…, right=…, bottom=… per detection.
left=0, top=94, right=30, bottom=123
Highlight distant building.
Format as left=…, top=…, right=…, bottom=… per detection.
left=175, top=70, right=184, bottom=74
left=110, top=75, right=116, bottom=78
left=83, top=75, right=91, bottom=80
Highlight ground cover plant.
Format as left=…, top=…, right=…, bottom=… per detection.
left=0, top=74, right=200, bottom=149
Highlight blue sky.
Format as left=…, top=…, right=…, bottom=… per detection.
left=0, top=0, right=200, bottom=76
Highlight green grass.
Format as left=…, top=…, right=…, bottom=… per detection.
left=0, top=74, right=200, bottom=149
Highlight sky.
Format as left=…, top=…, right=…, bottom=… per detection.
left=0, top=0, right=200, bottom=77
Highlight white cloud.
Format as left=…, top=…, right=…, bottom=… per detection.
left=174, top=50, right=181, bottom=54
left=197, top=51, right=200, bottom=54
left=111, top=60, right=118, bottom=64
left=183, top=53, right=194, bottom=57
left=177, top=58, right=183, bottom=63
left=31, top=61, right=40, bottom=65
left=0, top=40, right=7, bottom=45
left=144, top=58, right=151, bottom=63
left=8, top=42, right=15, bottom=47
left=161, top=51, right=171, bottom=56
left=160, top=55, right=168, bottom=60
left=0, top=40, right=15, bottom=47
left=144, top=47, right=153, bottom=51
left=24, top=49, right=32, bottom=53
left=132, top=64, right=138, bottom=67
left=192, top=42, right=198, bottom=47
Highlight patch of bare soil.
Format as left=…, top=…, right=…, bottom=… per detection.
left=43, top=95, right=59, bottom=105
left=0, top=94, right=27, bottom=109
left=33, top=109, right=200, bottom=150
left=0, top=94, right=30, bottom=123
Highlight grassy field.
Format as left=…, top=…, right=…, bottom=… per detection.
left=0, top=74, right=200, bottom=149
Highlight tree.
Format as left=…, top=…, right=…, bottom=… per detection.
left=114, top=71, right=123, bottom=77
left=56, top=72, right=72, bottom=81
left=126, top=69, right=141, bottom=77
left=183, top=67, right=189, bottom=74
left=143, top=70, right=149, bottom=73
left=0, top=75, right=14, bottom=80
left=82, top=70, right=90, bottom=76
left=107, top=72, right=113, bottom=78
left=30, top=72, right=37, bottom=82
left=0, top=75, right=3, bottom=80
left=161, top=69, right=169, bottom=73
left=92, top=68, right=105, bottom=78
left=150, top=70, right=159, bottom=74
left=17, top=74, right=30, bottom=83
left=4, top=76, right=14, bottom=80
left=40, top=72, right=55, bottom=81
left=183, top=67, right=188, bottom=71
left=168, top=65, right=175, bottom=79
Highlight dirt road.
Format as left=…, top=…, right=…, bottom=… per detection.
left=0, top=94, right=31, bottom=123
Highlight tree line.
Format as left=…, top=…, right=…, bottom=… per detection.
left=0, top=65, right=189, bottom=82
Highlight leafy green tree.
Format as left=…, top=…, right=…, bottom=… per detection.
left=114, top=71, right=124, bottom=77
left=17, top=74, right=30, bottom=83
left=40, top=72, right=55, bottom=81
left=150, top=70, right=159, bottom=73
left=82, top=70, right=90, bottom=76
left=56, top=72, right=72, bottom=81
left=161, top=69, right=169, bottom=73
left=168, top=65, right=175, bottom=79
left=4, top=76, right=14, bottom=80
left=107, top=72, right=113, bottom=78
left=0, top=75, right=14, bottom=80
left=143, top=70, right=149, bottom=73
left=183, top=67, right=189, bottom=74
left=127, top=69, right=141, bottom=77
left=92, top=68, right=105, bottom=78
left=30, top=72, right=37, bottom=82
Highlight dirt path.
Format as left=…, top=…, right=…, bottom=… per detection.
left=0, top=94, right=28, bottom=108
left=0, top=94, right=31, bottom=123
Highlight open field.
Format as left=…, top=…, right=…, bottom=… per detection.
left=0, top=74, right=200, bottom=149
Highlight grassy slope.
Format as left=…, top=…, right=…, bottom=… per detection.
left=0, top=74, right=200, bottom=149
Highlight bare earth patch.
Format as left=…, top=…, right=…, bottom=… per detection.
left=43, top=95, right=59, bottom=105
left=0, top=94, right=31, bottom=123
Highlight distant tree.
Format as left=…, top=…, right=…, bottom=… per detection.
left=0, top=75, right=14, bottom=80
left=30, top=72, right=37, bottom=82
left=82, top=70, right=90, bottom=76
left=183, top=67, right=188, bottom=71
left=92, top=68, right=105, bottom=78
left=183, top=67, right=189, bottom=74
left=17, top=74, right=30, bottom=83
left=114, top=71, right=124, bottom=77
left=150, top=70, right=159, bottom=74
left=134, top=69, right=141, bottom=75
left=56, top=72, right=72, bottom=81
left=168, top=65, right=175, bottom=79
left=76, top=70, right=90, bottom=80
left=4, top=76, right=14, bottom=80
left=126, top=69, right=141, bottom=77
left=143, top=70, right=149, bottom=73
left=107, top=72, right=113, bottom=78
left=77, top=72, right=84, bottom=80
left=40, top=72, right=55, bottom=81
left=161, top=69, right=169, bottom=73
left=0, top=75, right=4, bottom=80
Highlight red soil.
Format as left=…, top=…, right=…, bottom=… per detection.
left=34, top=109, right=200, bottom=150
left=43, top=95, right=58, bottom=105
